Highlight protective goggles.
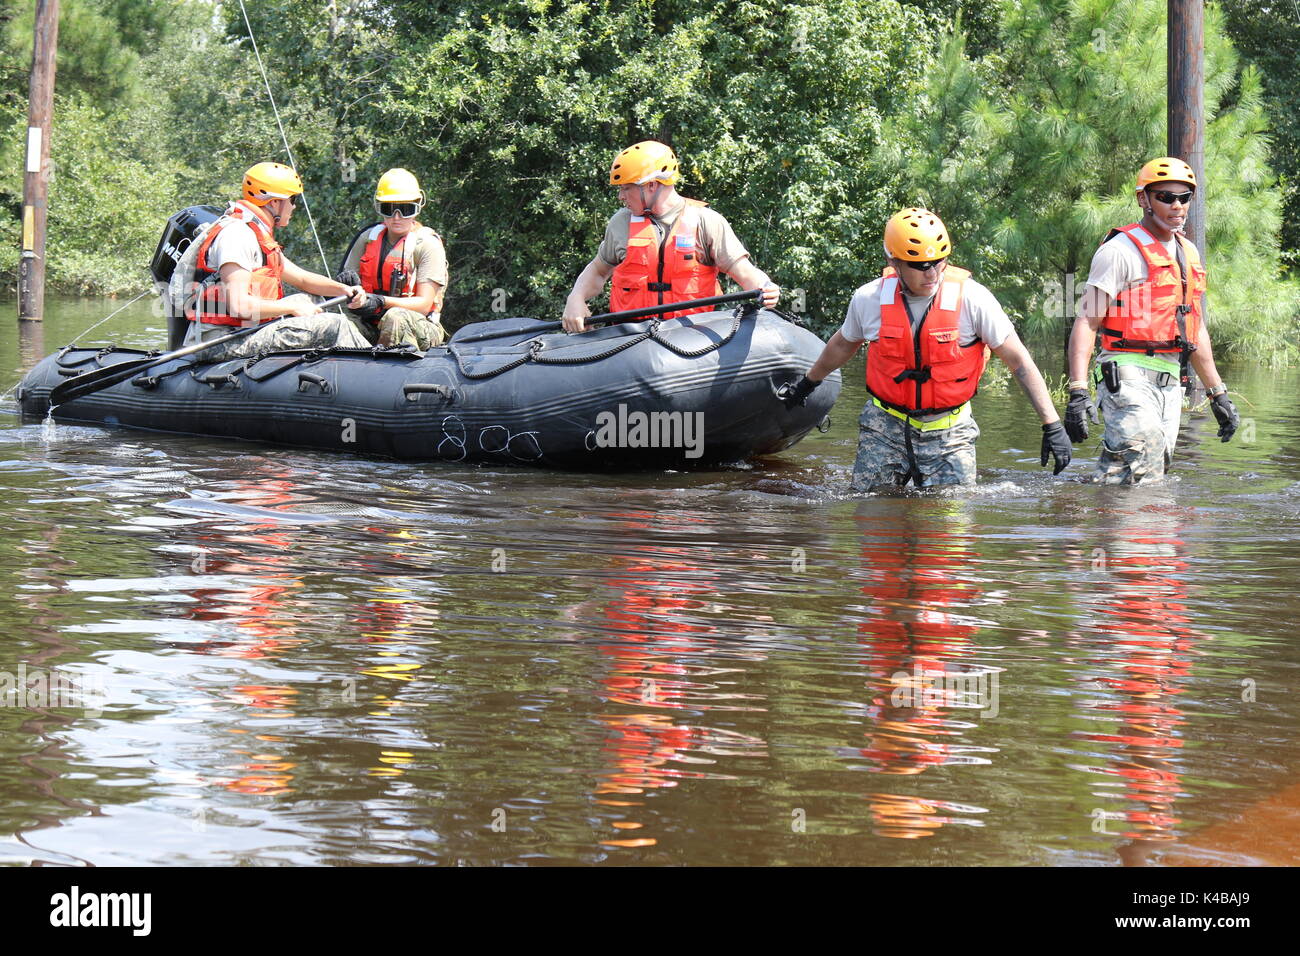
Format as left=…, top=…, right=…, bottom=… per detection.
left=375, top=200, right=422, bottom=219
left=1150, top=189, right=1194, bottom=206
left=903, top=257, right=947, bottom=272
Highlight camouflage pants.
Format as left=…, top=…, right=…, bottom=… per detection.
left=1094, top=378, right=1182, bottom=484
left=349, top=308, right=446, bottom=350
left=850, top=400, right=980, bottom=492
left=197, top=313, right=371, bottom=361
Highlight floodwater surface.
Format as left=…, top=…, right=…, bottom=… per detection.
left=1, top=297, right=1298, bottom=866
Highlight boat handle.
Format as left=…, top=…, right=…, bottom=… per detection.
left=297, top=372, right=332, bottom=394
left=192, top=369, right=242, bottom=389
left=403, top=383, right=453, bottom=403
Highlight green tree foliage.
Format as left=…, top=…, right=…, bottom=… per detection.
left=1, top=0, right=182, bottom=290
left=877, top=0, right=1298, bottom=361
left=1218, top=0, right=1300, bottom=264
left=263, top=0, right=933, bottom=328
left=1, top=0, right=1294, bottom=363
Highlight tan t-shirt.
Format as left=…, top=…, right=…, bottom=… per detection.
left=342, top=224, right=449, bottom=306
left=597, top=198, right=750, bottom=274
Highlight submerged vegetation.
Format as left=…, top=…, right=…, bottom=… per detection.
left=1, top=0, right=1296, bottom=359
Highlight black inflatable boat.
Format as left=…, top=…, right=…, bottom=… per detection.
left=17, top=307, right=840, bottom=469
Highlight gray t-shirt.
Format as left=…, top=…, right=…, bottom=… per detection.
left=839, top=274, right=1015, bottom=348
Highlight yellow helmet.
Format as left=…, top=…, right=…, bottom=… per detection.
left=242, top=162, right=303, bottom=206
left=375, top=168, right=425, bottom=204
left=610, top=140, right=680, bottom=187
left=1136, top=157, right=1197, bottom=191
left=883, top=207, right=952, bottom=262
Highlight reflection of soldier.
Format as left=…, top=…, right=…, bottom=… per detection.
left=852, top=504, right=997, bottom=837
left=1069, top=488, right=1202, bottom=863
left=566, top=511, right=768, bottom=847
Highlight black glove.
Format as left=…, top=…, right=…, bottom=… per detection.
left=1063, top=388, right=1097, bottom=443
left=334, top=269, right=361, bottom=288
left=1210, top=391, right=1239, bottom=442
left=1041, top=421, right=1072, bottom=475
left=350, top=293, right=387, bottom=322
left=780, top=376, right=819, bottom=409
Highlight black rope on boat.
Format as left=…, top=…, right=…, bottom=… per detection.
left=446, top=307, right=749, bottom=380
left=528, top=322, right=661, bottom=367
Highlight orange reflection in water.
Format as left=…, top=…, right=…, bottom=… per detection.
left=852, top=505, right=996, bottom=838
left=584, top=512, right=769, bottom=848
left=1068, top=499, right=1203, bottom=860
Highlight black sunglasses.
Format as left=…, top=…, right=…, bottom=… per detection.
left=378, top=201, right=421, bottom=218
left=903, top=257, right=947, bottom=272
left=1150, top=189, right=1194, bottom=206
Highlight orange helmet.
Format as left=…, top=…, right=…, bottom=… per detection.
left=242, top=162, right=304, bottom=206
left=883, top=208, right=951, bottom=262
left=1136, top=157, right=1197, bottom=191
left=609, top=140, right=680, bottom=187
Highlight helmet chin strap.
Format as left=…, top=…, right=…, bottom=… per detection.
left=636, top=183, right=658, bottom=216
left=892, top=260, right=924, bottom=297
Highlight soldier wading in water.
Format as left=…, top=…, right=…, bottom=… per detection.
left=785, top=208, right=1071, bottom=491
left=1065, top=157, right=1240, bottom=482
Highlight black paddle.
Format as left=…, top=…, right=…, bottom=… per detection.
left=452, top=288, right=764, bottom=344
left=49, top=294, right=352, bottom=406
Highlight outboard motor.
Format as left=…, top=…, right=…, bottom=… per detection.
left=149, top=205, right=221, bottom=349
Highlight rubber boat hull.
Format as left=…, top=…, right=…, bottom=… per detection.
left=17, top=309, right=840, bottom=469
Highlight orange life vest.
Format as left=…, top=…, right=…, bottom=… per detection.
left=1100, top=223, right=1205, bottom=355
left=610, top=198, right=721, bottom=319
left=358, top=225, right=417, bottom=299
left=189, top=201, right=284, bottom=326
left=865, top=265, right=987, bottom=416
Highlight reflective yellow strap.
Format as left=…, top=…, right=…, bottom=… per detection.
left=872, top=398, right=968, bottom=432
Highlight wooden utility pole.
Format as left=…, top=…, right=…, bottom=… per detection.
left=18, top=0, right=59, bottom=323
left=1168, top=0, right=1204, bottom=254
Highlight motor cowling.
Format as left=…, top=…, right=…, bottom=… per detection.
left=149, top=205, right=221, bottom=348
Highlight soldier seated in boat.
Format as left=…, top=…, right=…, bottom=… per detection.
left=336, top=168, right=449, bottom=350
left=185, top=162, right=371, bottom=359
left=784, top=208, right=1072, bottom=491
left=561, top=140, right=780, bottom=332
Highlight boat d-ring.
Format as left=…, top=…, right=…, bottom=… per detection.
left=817, top=415, right=831, bottom=433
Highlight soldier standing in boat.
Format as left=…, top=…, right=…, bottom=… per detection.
left=337, top=168, right=450, bottom=350
left=1064, top=157, right=1239, bottom=483
left=785, top=208, right=1072, bottom=491
left=561, top=140, right=780, bottom=332
left=186, top=162, right=371, bottom=358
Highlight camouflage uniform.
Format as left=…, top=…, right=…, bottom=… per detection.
left=350, top=307, right=446, bottom=351
left=851, top=400, right=980, bottom=492
left=1094, top=375, right=1182, bottom=484
left=198, top=312, right=371, bottom=362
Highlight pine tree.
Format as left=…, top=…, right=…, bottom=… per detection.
left=876, top=0, right=1298, bottom=361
